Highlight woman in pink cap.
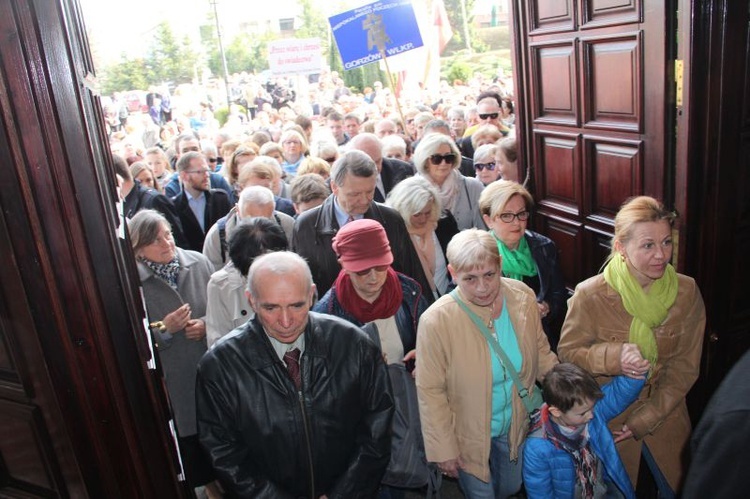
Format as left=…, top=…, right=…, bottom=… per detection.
left=312, top=218, right=430, bottom=497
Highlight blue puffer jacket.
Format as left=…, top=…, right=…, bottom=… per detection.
left=312, top=272, right=427, bottom=353
left=523, top=376, right=645, bottom=499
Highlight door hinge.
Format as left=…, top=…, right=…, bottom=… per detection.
left=675, top=59, right=684, bottom=107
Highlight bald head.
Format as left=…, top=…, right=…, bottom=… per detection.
left=348, top=133, right=383, bottom=172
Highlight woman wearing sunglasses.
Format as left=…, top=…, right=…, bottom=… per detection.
left=473, top=143, right=503, bottom=186
left=478, top=180, right=568, bottom=351
left=414, top=133, right=486, bottom=250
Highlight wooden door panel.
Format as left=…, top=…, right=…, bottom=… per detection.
left=514, top=0, right=666, bottom=286
left=529, top=0, right=576, bottom=34
left=534, top=131, right=581, bottom=214
left=581, top=0, right=640, bottom=29
left=531, top=41, right=580, bottom=125
left=583, top=136, right=643, bottom=222
left=0, top=400, right=63, bottom=496
left=581, top=33, right=642, bottom=131
left=536, top=213, right=583, bottom=290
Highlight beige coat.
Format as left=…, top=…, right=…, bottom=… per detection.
left=415, top=278, right=558, bottom=482
left=558, top=273, right=705, bottom=491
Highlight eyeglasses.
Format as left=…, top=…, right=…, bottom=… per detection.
left=283, top=140, right=301, bottom=146
left=474, top=162, right=496, bottom=171
left=207, top=157, right=220, bottom=164
left=354, top=265, right=389, bottom=276
left=496, top=210, right=531, bottom=223
left=406, top=118, right=415, bottom=124
left=479, top=112, right=499, bottom=120
left=185, top=168, right=211, bottom=175
left=323, top=156, right=337, bottom=164
left=429, top=153, right=457, bottom=165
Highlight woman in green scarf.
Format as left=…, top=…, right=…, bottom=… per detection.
left=479, top=180, right=568, bottom=350
left=558, top=196, right=706, bottom=497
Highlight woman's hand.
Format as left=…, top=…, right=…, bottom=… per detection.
left=620, top=343, right=650, bottom=379
left=185, top=319, right=206, bottom=341
left=161, top=304, right=191, bottom=334
left=537, top=301, right=550, bottom=319
left=437, top=456, right=464, bottom=478
left=613, top=424, right=634, bottom=443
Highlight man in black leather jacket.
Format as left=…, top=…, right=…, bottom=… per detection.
left=292, top=150, right=432, bottom=302
left=196, top=252, right=394, bottom=498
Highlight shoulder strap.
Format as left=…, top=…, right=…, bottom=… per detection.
left=218, top=215, right=229, bottom=263
left=449, top=289, right=538, bottom=414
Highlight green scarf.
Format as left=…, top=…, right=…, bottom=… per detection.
left=603, top=256, right=678, bottom=369
left=492, top=231, right=537, bottom=280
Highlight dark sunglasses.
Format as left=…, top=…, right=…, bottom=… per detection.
left=429, top=153, right=457, bottom=165
left=474, top=162, right=496, bottom=171
left=354, top=265, right=389, bottom=276
left=323, top=156, right=337, bottom=164
left=479, top=112, right=499, bottom=120
left=207, top=156, right=223, bottom=164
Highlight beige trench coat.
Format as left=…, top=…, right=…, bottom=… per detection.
left=416, top=278, right=558, bottom=482
left=558, top=272, right=706, bottom=491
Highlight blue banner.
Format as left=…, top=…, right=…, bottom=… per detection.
left=329, top=0, right=424, bottom=70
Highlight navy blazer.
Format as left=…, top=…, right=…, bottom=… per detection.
left=171, top=189, right=232, bottom=252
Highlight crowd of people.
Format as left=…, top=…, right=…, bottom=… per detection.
left=114, top=69, right=715, bottom=499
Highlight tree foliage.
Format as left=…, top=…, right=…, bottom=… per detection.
left=146, top=22, right=198, bottom=84
left=100, top=56, right=150, bottom=95
left=444, top=0, right=486, bottom=53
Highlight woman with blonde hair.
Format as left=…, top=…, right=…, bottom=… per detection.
left=224, top=144, right=259, bottom=201
left=130, top=161, right=159, bottom=192
left=279, top=129, right=309, bottom=177
left=417, top=229, right=557, bottom=498
left=558, top=196, right=706, bottom=496
left=479, top=180, right=567, bottom=350
left=387, top=176, right=449, bottom=300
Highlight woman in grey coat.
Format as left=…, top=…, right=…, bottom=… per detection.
left=129, top=209, right=218, bottom=496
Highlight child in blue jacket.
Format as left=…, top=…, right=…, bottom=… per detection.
left=523, top=363, right=645, bottom=499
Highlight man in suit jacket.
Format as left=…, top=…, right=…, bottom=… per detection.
left=171, top=152, right=232, bottom=252
left=348, top=133, right=415, bottom=202
left=292, top=150, right=432, bottom=302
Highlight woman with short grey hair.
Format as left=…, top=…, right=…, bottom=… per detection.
left=473, top=143, right=501, bottom=186
left=129, top=209, right=219, bottom=496
left=387, top=176, right=449, bottom=300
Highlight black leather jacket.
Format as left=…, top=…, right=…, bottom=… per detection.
left=196, top=312, right=394, bottom=498
left=292, top=195, right=433, bottom=303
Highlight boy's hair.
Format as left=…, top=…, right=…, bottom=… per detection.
left=542, top=363, right=603, bottom=412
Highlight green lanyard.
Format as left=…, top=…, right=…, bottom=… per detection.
left=450, top=289, right=542, bottom=415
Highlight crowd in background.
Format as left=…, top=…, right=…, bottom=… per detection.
left=113, top=65, right=710, bottom=499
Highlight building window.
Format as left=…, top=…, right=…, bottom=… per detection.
left=279, top=18, right=294, bottom=31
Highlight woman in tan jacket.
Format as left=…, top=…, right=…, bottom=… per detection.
left=416, top=229, right=558, bottom=498
left=558, top=196, right=706, bottom=496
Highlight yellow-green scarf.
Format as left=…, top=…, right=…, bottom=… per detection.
left=603, top=256, right=678, bottom=369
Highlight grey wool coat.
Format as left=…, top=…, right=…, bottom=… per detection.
left=138, top=247, right=213, bottom=436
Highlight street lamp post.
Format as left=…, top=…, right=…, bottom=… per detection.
left=210, top=0, right=232, bottom=110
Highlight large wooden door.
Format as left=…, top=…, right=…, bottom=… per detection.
left=510, top=0, right=673, bottom=288
left=0, top=1, right=187, bottom=496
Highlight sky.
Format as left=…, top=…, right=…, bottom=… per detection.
left=79, top=0, right=501, bottom=66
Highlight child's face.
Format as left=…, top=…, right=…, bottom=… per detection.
left=551, top=399, right=596, bottom=429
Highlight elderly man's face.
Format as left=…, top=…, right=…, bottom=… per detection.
left=350, top=139, right=383, bottom=172
left=331, top=173, right=376, bottom=216
left=375, top=120, right=397, bottom=138
left=247, top=268, right=315, bottom=344
left=240, top=201, right=274, bottom=220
